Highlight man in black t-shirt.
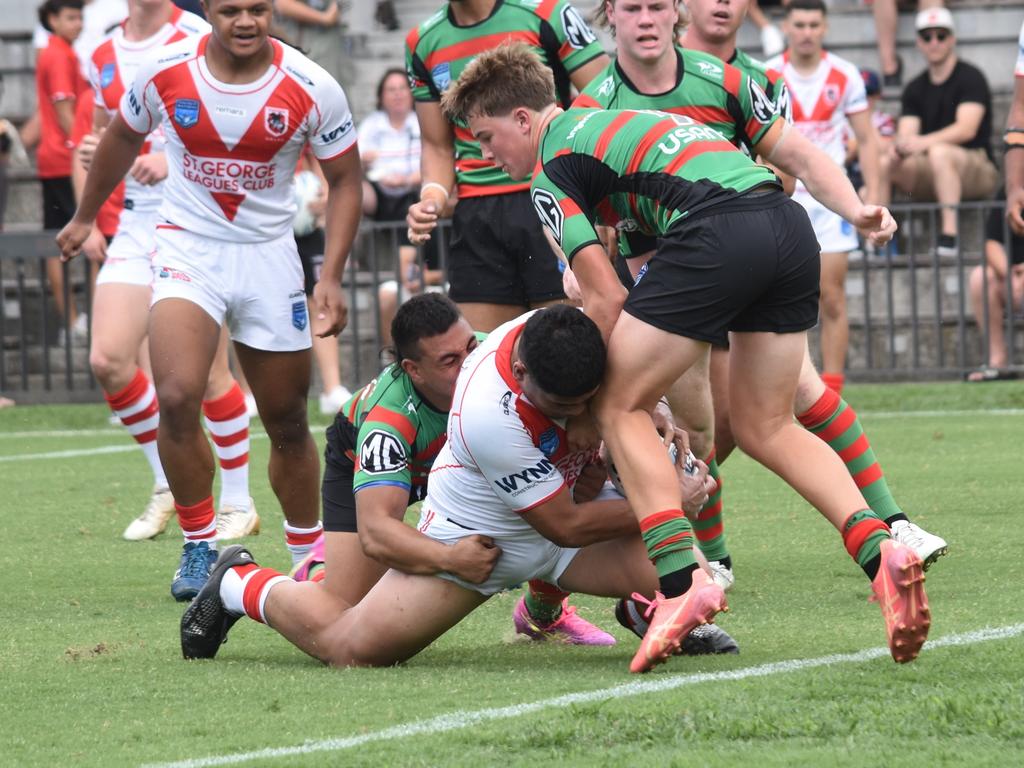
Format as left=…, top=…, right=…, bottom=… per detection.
left=887, top=7, right=998, bottom=257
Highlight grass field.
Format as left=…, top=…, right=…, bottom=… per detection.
left=2, top=381, right=1023, bottom=767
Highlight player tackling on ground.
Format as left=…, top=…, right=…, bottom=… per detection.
left=443, top=45, right=931, bottom=671
left=57, top=0, right=363, bottom=597
left=181, top=305, right=716, bottom=667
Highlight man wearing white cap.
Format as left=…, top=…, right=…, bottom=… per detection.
left=888, top=7, right=998, bottom=257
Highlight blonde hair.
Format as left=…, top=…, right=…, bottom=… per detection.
left=592, top=0, right=688, bottom=38
left=440, top=44, right=556, bottom=124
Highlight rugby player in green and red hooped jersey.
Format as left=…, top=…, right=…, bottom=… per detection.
left=292, top=294, right=499, bottom=608
left=573, top=7, right=791, bottom=595
left=680, top=0, right=949, bottom=569
left=442, top=44, right=932, bottom=672
left=403, top=0, right=608, bottom=335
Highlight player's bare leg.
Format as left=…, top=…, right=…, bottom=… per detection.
left=709, top=345, right=736, bottom=462
left=150, top=298, right=222, bottom=599
left=92, top=281, right=174, bottom=540
left=818, top=251, right=849, bottom=393
left=150, top=298, right=220, bottom=506
left=204, top=327, right=258, bottom=540
left=233, top=343, right=321, bottom=563
left=188, top=559, right=488, bottom=666
left=665, top=350, right=732, bottom=589
left=321, top=530, right=389, bottom=606
left=729, top=331, right=863, bottom=528
left=594, top=314, right=727, bottom=671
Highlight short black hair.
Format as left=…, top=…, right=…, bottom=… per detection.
left=785, top=0, right=827, bottom=15
left=37, top=0, right=83, bottom=31
left=391, top=293, right=462, bottom=369
left=519, top=305, right=605, bottom=398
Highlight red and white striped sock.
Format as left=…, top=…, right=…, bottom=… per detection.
left=105, top=368, right=167, bottom=488
left=176, top=496, right=217, bottom=544
left=202, top=382, right=250, bottom=508
left=284, top=521, right=323, bottom=565
left=220, top=562, right=288, bottom=624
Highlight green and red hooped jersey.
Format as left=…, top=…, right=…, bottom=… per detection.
left=730, top=47, right=793, bottom=124
left=573, top=47, right=781, bottom=157
left=531, top=108, right=779, bottom=260
left=405, top=0, right=605, bottom=198
left=344, top=363, right=450, bottom=498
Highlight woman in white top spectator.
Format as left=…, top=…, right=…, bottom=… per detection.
left=359, top=68, right=444, bottom=346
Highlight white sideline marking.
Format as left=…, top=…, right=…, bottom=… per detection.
left=0, top=432, right=272, bottom=462
left=1, top=408, right=1020, bottom=445
left=141, top=623, right=1024, bottom=768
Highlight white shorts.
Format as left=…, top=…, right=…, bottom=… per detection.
left=794, top=187, right=859, bottom=254
left=151, top=224, right=311, bottom=352
left=95, top=210, right=158, bottom=288
left=416, top=507, right=579, bottom=596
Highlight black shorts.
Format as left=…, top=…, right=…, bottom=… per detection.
left=448, top=191, right=565, bottom=305
left=41, top=176, right=75, bottom=230
left=296, top=228, right=325, bottom=296
left=321, top=415, right=359, bottom=533
left=625, top=191, right=820, bottom=346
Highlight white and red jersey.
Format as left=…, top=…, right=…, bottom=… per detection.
left=423, top=312, right=597, bottom=538
left=88, top=7, right=209, bottom=215
left=120, top=34, right=357, bottom=242
left=767, top=50, right=867, bottom=168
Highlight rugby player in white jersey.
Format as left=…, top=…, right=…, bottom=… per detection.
left=180, top=305, right=718, bottom=667
left=78, top=0, right=261, bottom=571
left=57, top=0, right=363, bottom=598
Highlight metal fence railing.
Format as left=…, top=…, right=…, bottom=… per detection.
left=1, top=202, right=1021, bottom=403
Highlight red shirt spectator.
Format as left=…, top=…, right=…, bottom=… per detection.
left=36, top=30, right=86, bottom=179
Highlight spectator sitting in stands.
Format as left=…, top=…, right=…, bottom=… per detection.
left=886, top=7, right=998, bottom=258
left=359, top=68, right=443, bottom=344
left=967, top=195, right=1024, bottom=382
left=273, top=0, right=354, bottom=97
left=870, top=0, right=946, bottom=92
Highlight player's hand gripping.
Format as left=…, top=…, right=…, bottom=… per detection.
left=444, top=534, right=501, bottom=584
left=312, top=278, right=348, bottom=337
left=679, top=455, right=714, bottom=517
left=82, top=225, right=108, bottom=263
left=852, top=204, right=898, bottom=248
left=56, top=217, right=95, bottom=262
left=406, top=199, right=440, bottom=245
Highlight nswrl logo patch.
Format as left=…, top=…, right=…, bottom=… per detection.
left=173, top=98, right=200, bottom=128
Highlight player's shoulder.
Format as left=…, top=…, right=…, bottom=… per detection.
left=148, top=33, right=201, bottom=72
left=172, top=8, right=210, bottom=37
left=90, top=34, right=116, bottom=65
left=406, top=5, right=450, bottom=53
left=732, top=47, right=769, bottom=77
left=579, top=59, right=616, bottom=98
left=823, top=50, right=862, bottom=84
left=683, top=47, right=742, bottom=93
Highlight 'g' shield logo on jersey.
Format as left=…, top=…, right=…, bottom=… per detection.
left=359, top=429, right=407, bottom=475
left=100, top=63, right=115, bottom=89
left=531, top=188, right=563, bottom=246
left=173, top=99, right=200, bottom=128
left=265, top=107, right=289, bottom=137
left=561, top=5, right=596, bottom=49
left=747, top=79, right=777, bottom=124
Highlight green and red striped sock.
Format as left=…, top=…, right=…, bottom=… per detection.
left=841, top=509, right=891, bottom=579
left=693, top=450, right=728, bottom=562
left=524, top=579, right=567, bottom=623
left=640, top=509, right=698, bottom=597
left=798, top=388, right=908, bottom=525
